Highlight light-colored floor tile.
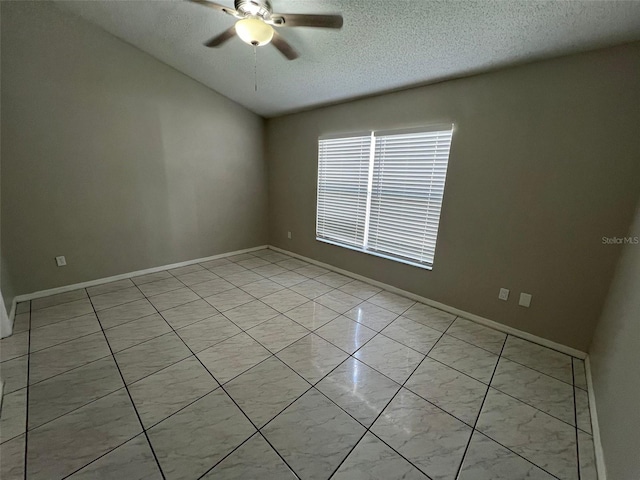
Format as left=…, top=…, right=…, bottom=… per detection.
left=372, top=388, right=472, bottom=480
left=578, top=430, right=597, bottom=480
left=189, top=277, right=236, bottom=297
left=284, top=301, right=339, bottom=330
left=575, top=387, right=592, bottom=433
left=355, top=335, right=424, bottom=383
left=26, top=388, right=141, bottom=480
left=491, top=358, right=575, bottom=425
left=159, top=299, right=219, bottom=329
left=115, top=332, right=192, bottom=384
left=237, top=257, right=271, bottom=270
left=131, top=270, right=173, bottom=285
left=169, top=263, right=205, bottom=276
left=0, top=388, right=27, bottom=444
left=0, top=434, right=24, bottom=480
left=138, top=277, right=185, bottom=297
left=315, top=289, right=363, bottom=314
left=87, top=279, right=135, bottom=297
left=30, top=299, right=94, bottom=329
left=289, top=279, right=335, bottom=299
left=16, top=301, right=30, bottom=314
left=259, top=252, right=290, bottom=262
left=225, top=270, right=265, bottom=287
left=226, top=357, right=310, bottom=427
left=261, top=289, right=308, bottom=313
left=91, top=286, right=145, bottom=311
left=476, top=389, right=578, bottom=480
left=30, top=313, right=101, bottom=352
left=382, top=316, right=442, bottom=354
left=271, top=271, right=310, bottom=288
left=316, top=316, right=377, bottom=354
left=226, top=253, right=256, bottom=263
left=367, top=291, right=416, bottom=315
left=405, top=357, right=487, bottom=425
left=247, top=314, right=309, bottom=353
left=148, top=288, right=200, bottom=312
left=68, top=434, right=162, bottom=480
left=174, top=269, right=219, bottom=287
left=314, top=272, right=353, bottom=288
left=28, top=356, right=123, bottom=430
left=277, top=333, right=348, bottom=384
left=31, top=289, right=87, bottom=311
left=0, top=355, right=28, bottom=393
left=458, top=431, right=556, bottom=480
left=11, top=313, right=30, bottom=334
left=197, top=333, right=271, bottom=384
left=501, top=336, right=572, bottom=384
left=29, top=332, right=111, bottom=384
left=209, top=263, right=249, bottom=278
left=339, top=280, right=382, bottom=300
left=276, top=258, right=309, bottom=270
left=224, top=300, right=280, bottom=329
left=252, top=264, right=289, bottom=278
left=96, top=299, right=157, bottom=329
left=573, top=358, right=588, bottom=390
left=240, top=278, right=285, bottom=298
left=148, top=389, right=255, bottom=480
left=263, top=388, right=365, bottom=480
left=105, top=313, right=172, bottom=352
left=199, top=258, right=232, bottom=269
left=333, top=432, right=428, bottom=480
left=176, top=314, right=242, bottom=352
left=203, top=288, right=255, bottom=312
left=428, top=334, right=499, bottom=384
left=446, top=317, right=506, bottom=355
left=402, top=303, right=455, bottom=332
left=293, top=264, right=330, bottom=278
left=0, top=331, right=29, bottom=363
left=317, top=357, right=401, bottom=427
left=202, top=433, right=297, bottom=479
left=129, top=356, right=218, bottom=428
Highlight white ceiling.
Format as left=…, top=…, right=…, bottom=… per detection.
left=56, top=0, right=640, bottom=117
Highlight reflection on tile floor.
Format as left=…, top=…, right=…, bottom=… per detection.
left=0, top=248, right=597, bottom=480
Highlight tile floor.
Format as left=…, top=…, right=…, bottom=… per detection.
left=0, top=248, right=598, bottom=480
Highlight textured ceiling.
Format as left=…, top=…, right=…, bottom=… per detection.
left=55, top=0, right=640, bottom=117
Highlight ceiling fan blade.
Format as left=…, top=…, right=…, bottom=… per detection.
left=271, top=31, right=299, bottom=60
left=186, top=0, right=238, bottom=16
left=270, top=13, right=343, bottom=29
left=204, top=26, right=237, bottom=47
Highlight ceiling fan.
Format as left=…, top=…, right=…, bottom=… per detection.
left=187, top=0, right=343, bottom=60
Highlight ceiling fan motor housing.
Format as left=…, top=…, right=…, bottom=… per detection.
left=235, top=0, right=272, bottom=19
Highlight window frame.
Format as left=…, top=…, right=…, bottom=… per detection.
left=316, top=125, right=454, bottom=271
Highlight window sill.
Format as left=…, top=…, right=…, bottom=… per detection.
left=316, top=237, right=433, bottom=271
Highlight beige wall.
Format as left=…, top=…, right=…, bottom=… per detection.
left=266, top=43, right=640, bottom=351
left=1, top=2, right=267, bottom=299
left=589, top=199, right=640, bottom=479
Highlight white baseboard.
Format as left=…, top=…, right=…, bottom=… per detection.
left=15, top=245, right=268, bottom=302
left=585, top=356, right=607, bottom=480
left=268, top=245, right=587, bottom=359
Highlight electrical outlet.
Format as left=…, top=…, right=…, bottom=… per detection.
left=519, top=293, right=532, bottom=308
left=498, top=288, right=509, bottom=301
left=287, top=231, right=292, bottom=239
left=55, top=256, right=67, bottom=267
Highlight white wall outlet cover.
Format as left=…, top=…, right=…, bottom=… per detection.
left=287, top=231, right=292, bottom=239
left=519, top=293, right=532, bottom=307
left=55, top=256, right=67, bottom=267
left=498, top=288, right=510, bottom=301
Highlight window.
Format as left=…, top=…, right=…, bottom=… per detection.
left=316, top=125, right=453, bottom=269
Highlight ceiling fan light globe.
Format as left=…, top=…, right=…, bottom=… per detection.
left=235, top=18, right=274, bottom=46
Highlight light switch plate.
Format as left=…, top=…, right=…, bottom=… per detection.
left=55, top=256, right=67, bottom=267
left=519, top=293, right=532, bottom=307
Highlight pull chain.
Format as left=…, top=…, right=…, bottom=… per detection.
left=253, top=45, right=258, bottom=92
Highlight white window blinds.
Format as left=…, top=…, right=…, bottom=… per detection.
left=368, top=128, right=453, bottom=266
left=316, top=126, right=453, bottom=269
left=316, top=134, right=373, bottom=248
